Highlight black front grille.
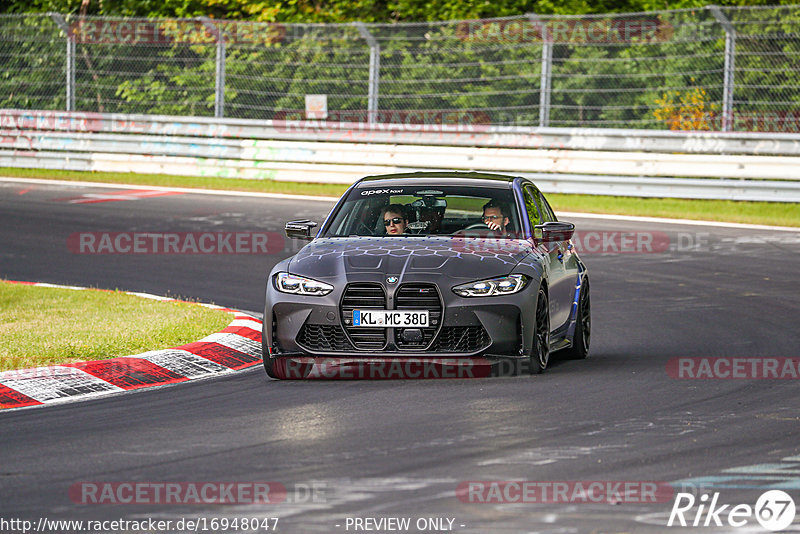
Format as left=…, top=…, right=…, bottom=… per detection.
left=430, top=326, right=491, bottom=353
left=394, top=283, right=442, bottom=349
left=297, top=324, right=353, bottom=352
left=341, top=283, right=387, bottom=350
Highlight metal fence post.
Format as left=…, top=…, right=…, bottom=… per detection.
left=215, top=37, right=226, bottom=118
left=200, top=17, right=226, bottom=118
left=528, top=13, right=551, bottom=128
left=356, top=22, right=379, bottom=125
left=709, top=5, right=735, bottom=132
left=50, top=13, right=75, bottom=112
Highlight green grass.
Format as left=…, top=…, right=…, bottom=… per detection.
left=3, top=167, right=799, bottom=227
left=0, top=281, right=232, bottom=372
left=547, top=193, right=800, bottom=228
left=1, top=167, right=348, bottom=198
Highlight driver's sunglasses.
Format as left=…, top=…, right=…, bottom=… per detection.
left=482, top=215, right=503, bottom=221
left=383, top=217, right=404, bottom=226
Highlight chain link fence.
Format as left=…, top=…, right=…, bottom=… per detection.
left=1, top=6, right=799, bottom=131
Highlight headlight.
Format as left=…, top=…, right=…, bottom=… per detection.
left=274, top=272, right=333, bottom=296
left=452, top=274, right=528, bottom=297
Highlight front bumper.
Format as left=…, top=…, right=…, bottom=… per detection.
left=264, top=278, right=536, bottom=359
left=265, top=354, right=530, bottom=379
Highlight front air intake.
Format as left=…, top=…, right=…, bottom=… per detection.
left=430, top=326, right=490, bottom=353
left=394, top=283, right=442, bottom=349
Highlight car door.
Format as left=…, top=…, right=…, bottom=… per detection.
left=523, top=185, right=574, bottom=330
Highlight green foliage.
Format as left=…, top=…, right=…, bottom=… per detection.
left=4, top=0, right=794, bottom=21
left=0, top=15, right=66, bottom=110
left=2, top=3, right=800, bottom=132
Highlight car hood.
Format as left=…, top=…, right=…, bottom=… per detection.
left=287, top=236, right=534, bottom=282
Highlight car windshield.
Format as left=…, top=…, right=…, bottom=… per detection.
left=323, top=185, right=521, bottom=238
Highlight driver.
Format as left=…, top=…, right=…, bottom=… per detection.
left=381, top=204, right=408, bottom=235
left=418, top=206, right=444, bottom=234
left=482, top=200, right=510, bottom=236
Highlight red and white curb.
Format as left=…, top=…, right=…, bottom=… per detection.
left=0, top=281, right=263, bottom=411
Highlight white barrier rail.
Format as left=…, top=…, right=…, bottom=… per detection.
left=6, top=110, right=800, bottom=154
left=2, top=110, right=800, bottom=202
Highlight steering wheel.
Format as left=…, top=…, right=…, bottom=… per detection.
left=464, top=222, right=489, bottom=230
left=406, top=221, right=429, bottom=235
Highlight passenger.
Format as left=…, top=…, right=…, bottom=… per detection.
left=482, top=200, right=510, bottom=236
left=381, top=204, right=408, bottom=235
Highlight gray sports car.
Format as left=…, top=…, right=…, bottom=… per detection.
left=262, top=172, right=589, bottom=379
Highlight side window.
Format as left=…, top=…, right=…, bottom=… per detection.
left=523, top=186, right=543, bottom=227
left=535, top=190, right=557, bottom=222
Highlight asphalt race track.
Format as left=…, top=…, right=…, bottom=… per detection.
left=1, top=179, right=800, bottom=533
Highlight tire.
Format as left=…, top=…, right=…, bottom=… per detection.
left=263, top=314, right=280, bottom=379
left=563, top=276, right=590, bottom=360
left=530, top=287, right=550, bottom=374
left=262, top=351, right=279, bottom=379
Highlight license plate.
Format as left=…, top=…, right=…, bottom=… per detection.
left=353, top=310, right=429, bottom=327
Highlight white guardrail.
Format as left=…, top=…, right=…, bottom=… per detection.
left=2, top=110, right=800, bottom=202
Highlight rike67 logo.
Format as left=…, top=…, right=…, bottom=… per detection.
left=668, top=490, right=796, bottom=531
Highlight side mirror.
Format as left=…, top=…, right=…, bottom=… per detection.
left=285, top=220, right=318, bottom=241
left=535, top=221, right=575, bottom=242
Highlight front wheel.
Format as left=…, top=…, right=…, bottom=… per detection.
left=530, top=287, right=550, bottom=374
left=263, top=317, right=280, bottom=379
left=262, top=346, right=280, bottom=379
left=563, top=277, right=590, bottom=360
left=263, top=313, right=283, bottom=379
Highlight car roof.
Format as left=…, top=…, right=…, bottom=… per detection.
left=355, top=171, right=520, bottom=189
